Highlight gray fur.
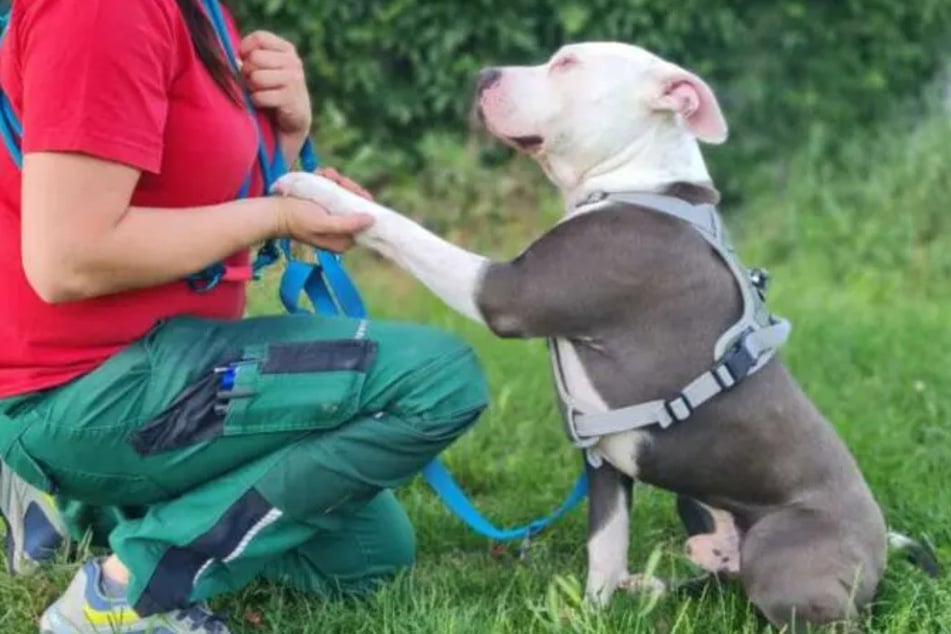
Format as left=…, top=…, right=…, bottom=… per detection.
left=475, top=183, right=887, bottom=632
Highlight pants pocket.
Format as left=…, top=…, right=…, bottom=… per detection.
left=224, top=339, right=376, bottom=436
left=130, top=338, right=376, bottom=456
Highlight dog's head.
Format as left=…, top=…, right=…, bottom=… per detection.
left=476, top=42, right=727, bottom=191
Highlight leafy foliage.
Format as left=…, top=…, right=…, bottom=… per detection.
left=235, top=0, right=951, bottom=191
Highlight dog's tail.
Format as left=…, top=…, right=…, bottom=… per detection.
left=888, top=531, right=941, bottom=578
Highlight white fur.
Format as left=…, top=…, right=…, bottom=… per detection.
left=275, top=41, right=729, bottom=610
left=585, top=481, right=631, bottom=605
left=274, top=173, right=489, bottom=324
left=685, top=503, right=741, bottom=576
left=552, top=338, right=649, bottom=478
left=477, top=42, right=722, bottom=212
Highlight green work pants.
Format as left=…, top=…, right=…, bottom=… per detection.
left=0, top=315, right=488, bottom=615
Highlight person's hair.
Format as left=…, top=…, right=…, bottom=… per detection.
left=175, top=0, right=241, bottom=103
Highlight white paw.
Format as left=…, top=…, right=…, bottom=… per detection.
left=585, top=569, right=626, bottom=607
left=684, top=532, right=741, bottom=577
left=271, top=172, right=361, bottom=217
left=617, top=573, right=668, bottom=598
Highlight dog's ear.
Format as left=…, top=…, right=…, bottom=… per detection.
left=651, top=66, right=728, bottom=145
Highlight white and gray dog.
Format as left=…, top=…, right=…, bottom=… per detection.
left=275, top=43, right=934, bottom=632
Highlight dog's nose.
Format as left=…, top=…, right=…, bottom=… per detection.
left=477, top=68, right=502, bottom=94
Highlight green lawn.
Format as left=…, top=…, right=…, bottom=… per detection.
left=2, top=117, right=950, bottom=632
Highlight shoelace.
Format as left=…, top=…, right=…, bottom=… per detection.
left=174, top=603, right=229, bottom=633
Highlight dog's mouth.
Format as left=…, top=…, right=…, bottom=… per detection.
left=473, top=103, right=545, bottom=153
left=506, top=135, right=544, bottom=153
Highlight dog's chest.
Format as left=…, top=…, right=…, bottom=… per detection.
left=550, top=337, right=648, bottom=478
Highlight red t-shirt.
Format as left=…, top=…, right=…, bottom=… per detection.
left=0, top=0, right=277, bottom=398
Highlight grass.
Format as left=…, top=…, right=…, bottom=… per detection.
left=3, top=115, right=951, bottom=632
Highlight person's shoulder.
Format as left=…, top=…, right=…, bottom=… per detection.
left=13, top=0, right=189, bottom=58
left=18, top=0, right=182, bottom=35
left=18, top=0, right=180, bottom=13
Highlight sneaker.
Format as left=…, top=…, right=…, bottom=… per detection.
left=40, top=559, right=231, bottom=633
left=0, top=459, right=68, bottom=574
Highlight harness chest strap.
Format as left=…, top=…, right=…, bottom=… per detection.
left=551, top=191, right=792, bottom=451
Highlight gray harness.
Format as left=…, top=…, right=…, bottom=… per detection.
left=550, top=191, right=791, bottom=460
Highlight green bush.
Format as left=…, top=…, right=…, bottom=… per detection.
left=234, top=0, right=951, bottom=191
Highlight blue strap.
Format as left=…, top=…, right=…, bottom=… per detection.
left=317, top=250, right=367, bottom=317
left=421, top=460, right=588, bottom=541
left=186, top=0, right=280, bottom=292
left=279, top=259, right=337, bottom=315
left=299, top=138, right=320, bottom=171
left=0, top=94, right=21, bottom=168
left=1, top=3, right=585, bottom=543
left=198, top=0, right=366, bottom=318
left=0, top=17, right=22, bottom=170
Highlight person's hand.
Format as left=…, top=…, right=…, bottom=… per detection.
left=273, top=197, right=373, bottom=253
left=240, top=31, right=312, bottom=151
left=316, top=167, right=374, bottom=201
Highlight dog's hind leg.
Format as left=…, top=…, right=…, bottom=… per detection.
left=740, top=508, right=883, bottom=633
left=584, top=459, right=633, bottom=605
left=677, top=497, right=742, bottom=576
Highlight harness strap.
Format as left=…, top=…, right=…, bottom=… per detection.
left=556, top=191, right=791, bottom=449
left=571, top=322, right=790, bottom=437
left=603, top=192, right=721, bottom=239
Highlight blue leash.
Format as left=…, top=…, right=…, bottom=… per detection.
left=197, top=0, right=365, bottom=316
left=0, top=1, right=587, bottom=543
left=422, top=461, right=587, bottom=542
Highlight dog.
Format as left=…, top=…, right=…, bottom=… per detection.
left=274, top=42, right=892, bottom=631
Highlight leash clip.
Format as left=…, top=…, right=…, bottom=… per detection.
left=750, top=267, right=770, bottom=298
left=715, top=331, right=758, bottom=390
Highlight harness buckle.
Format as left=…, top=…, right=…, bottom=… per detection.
left=662, top=394, right=693, bottom=426
left=715, top=334, right=757, bottom=389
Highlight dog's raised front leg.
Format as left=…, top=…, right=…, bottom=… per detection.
left=273, top=172, right=489, bottom=324
left=275, top=172, right=640, bottom=340
left=584, top=459, right=633, bottom=606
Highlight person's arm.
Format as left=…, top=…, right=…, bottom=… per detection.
left=21, top=152, right=370, bottom=303
left=14, top=2, right=370, bottom=303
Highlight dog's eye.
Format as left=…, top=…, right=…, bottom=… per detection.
left=550, top=56, right=578, bottom=73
